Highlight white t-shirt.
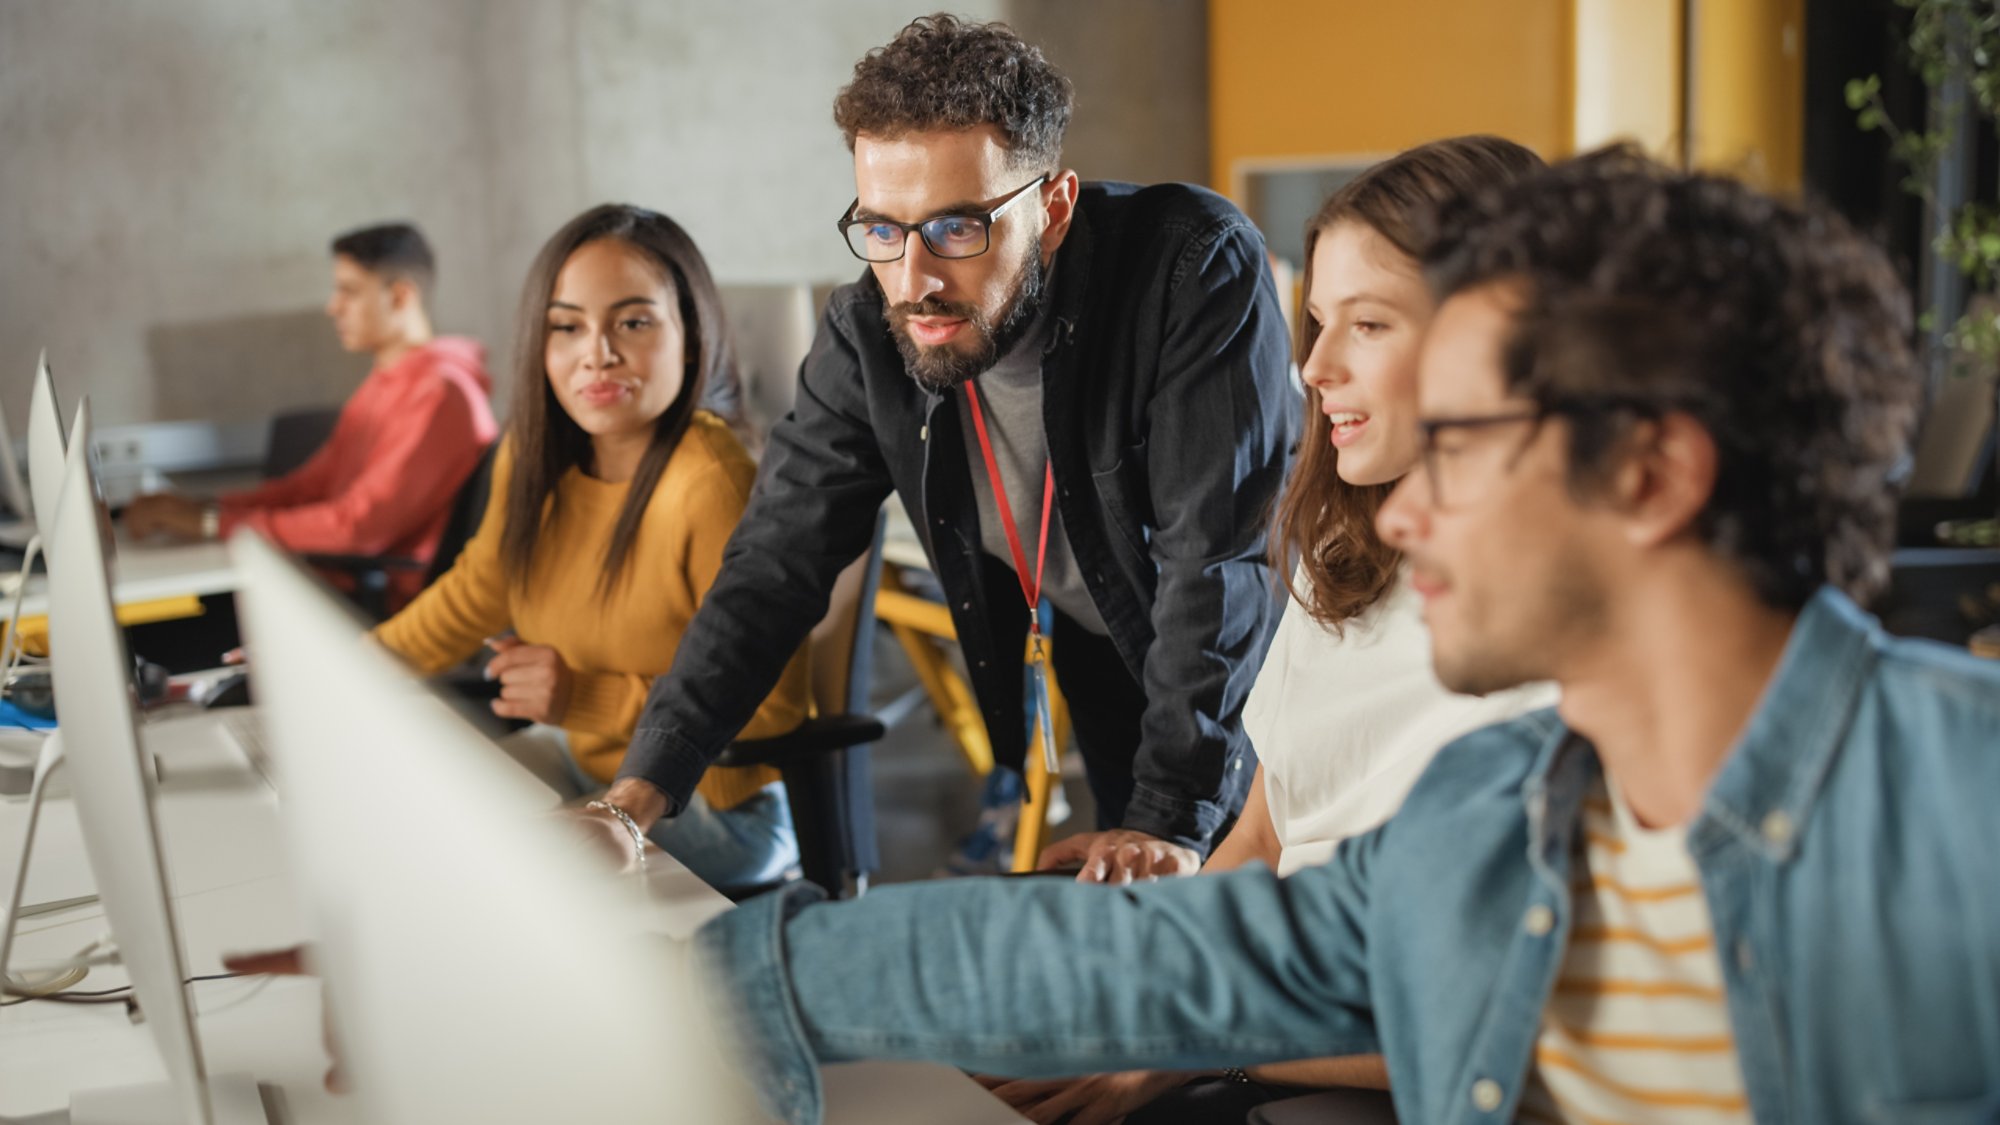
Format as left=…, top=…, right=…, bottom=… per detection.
left=1244, top=568, right=1556, bottom=876
left=1515, top=777, right=1750, bottom=1123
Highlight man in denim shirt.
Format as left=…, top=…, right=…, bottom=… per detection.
left=698, top=150, right=2000, bottom=1124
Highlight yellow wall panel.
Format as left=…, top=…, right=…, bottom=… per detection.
left=1689, top=0, right=1805, bottom=191
left=1209, top=0, right=1574, bottom=197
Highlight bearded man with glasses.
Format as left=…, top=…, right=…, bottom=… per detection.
left=602, top=14, right=1296, bottom=884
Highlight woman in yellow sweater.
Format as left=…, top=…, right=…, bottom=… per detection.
left=375, top=203, right=809, bottom=891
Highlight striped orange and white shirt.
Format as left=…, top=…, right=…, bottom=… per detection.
left=1515, top=779, right=1751, bottom=1125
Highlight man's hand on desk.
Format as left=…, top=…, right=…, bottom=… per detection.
left=1037, top=829, right=1200, bottom=885
left=220, top=947, right=345, bottom=1094
left=978, top=1069, right=1191, bottom=1125
left=564, top=778, right=669, bottom=873
left=123, top=493, right=209, bottom=541
left=483, top=636, right=572, bottom=725
left=601, top=776, right=670, bottom=831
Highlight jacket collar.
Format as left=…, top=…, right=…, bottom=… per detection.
left=1690, top=587, right=1876, bottom=863
left=1523, top=586, right=1877, bottom=868
left=1044, top=199, right=1093, bottom=354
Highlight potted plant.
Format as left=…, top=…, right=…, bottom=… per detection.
left=1848, top=0, right=2000, bottom=550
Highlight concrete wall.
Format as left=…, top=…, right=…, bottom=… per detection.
left=0, top=0, right=1206, bottom=431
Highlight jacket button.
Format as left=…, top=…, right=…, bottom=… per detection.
left=1523, top=904, right=1554, bottom=937
left=961, top=601, right=972, bottom=611
left=1471, top=1078, right=1503, bottom=1112
left=1761, top=810, right=1794, bottom=848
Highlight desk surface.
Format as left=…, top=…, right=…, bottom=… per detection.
left=0, top=709, right=1025, bottom=1123
left=14, top=535, right=237, bottom=619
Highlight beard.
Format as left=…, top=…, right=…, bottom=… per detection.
left=886, top=244, right=1048, bottom=393
left=1429, top=544, right=1606, bottom=697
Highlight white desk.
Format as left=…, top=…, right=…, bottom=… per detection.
left=13, top=536, right=238, bottom=619
left=0, top=709, right=1026, bottom=1124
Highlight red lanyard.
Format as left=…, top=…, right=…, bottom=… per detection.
left=963, top=380, right=1055, bottom=629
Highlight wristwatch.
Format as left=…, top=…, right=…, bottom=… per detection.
left=199, top=503, right=221, bottom=541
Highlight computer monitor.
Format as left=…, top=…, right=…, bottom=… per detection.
left=43, top=404, right=264, bottom=1124
left=0, top=352, right=37, bottom=525
left=27, top=352, right=65, bottom=533
left=229, top=531, right=755, bottom=1123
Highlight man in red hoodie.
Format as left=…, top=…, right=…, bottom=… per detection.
left=126, top=223, right=497, bottom=599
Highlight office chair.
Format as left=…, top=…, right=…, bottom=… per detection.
left=301, top=441, right=496, bottom=620
left=712, top=509, right=889, bottom=898
left=261, top=405, right=343, bottom=479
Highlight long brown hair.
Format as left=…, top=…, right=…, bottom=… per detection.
left=1272, top=135, right=1545, bottom=628
left=500, top=204, right=739, bottom=598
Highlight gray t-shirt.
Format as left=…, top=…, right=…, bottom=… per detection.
left=955, top=285, right=1110, bottom=637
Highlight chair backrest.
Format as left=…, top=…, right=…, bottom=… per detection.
left=807, top=507, right=889, bottom=718
left=262, top=405, right=341, bottom=479
left=789, top=507, right=888, bottom=893
left=421, top=441, right=499, bottom=589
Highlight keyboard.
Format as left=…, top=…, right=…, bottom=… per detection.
left=216, top=710, right=273, bottom=782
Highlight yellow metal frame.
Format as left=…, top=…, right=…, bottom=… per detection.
left=874, top=564, right=1070, bottom=871
left=6, top=594, right=207, bottom=656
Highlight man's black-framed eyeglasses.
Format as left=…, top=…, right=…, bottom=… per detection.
left=837, top=174, right=1049, bottom=263
left=1415, top=408, right=1547, bottom=509
left=1414, top=396, right=1669, bottom=509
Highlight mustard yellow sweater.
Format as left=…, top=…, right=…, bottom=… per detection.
left=375, top=411, right=806, bottom=809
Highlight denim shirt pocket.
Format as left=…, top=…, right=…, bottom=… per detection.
left=1091, top=438, right=1153, bottom=564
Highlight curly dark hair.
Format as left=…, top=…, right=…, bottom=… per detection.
left=1424, top=145, right=1921, bottom=609
left=832, top=13, right=1073, bottom=170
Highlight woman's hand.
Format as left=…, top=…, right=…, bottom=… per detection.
left=484, top=636, right=572, bottom=725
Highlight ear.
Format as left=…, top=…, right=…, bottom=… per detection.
left=1039, top=169, right=1081, bottom=261
left=386, top=277, right=421, bottom=312
left=1613, top=411, right=1717, bottom=548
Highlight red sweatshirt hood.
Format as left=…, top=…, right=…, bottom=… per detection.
left=381, top=336, right=492, bottom=394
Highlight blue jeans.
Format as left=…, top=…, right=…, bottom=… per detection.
left=498, top=725, right=797, bottom=892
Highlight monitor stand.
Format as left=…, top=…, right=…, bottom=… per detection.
left=0, top=729, right=67, bottom=992
left=70, top=1072, right=269, bottom=1124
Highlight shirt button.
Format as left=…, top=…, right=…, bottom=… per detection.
left=1761, top=810, right=1794, bottom=848
left=1523, top=904, right=1554, bottom=937
left=1471, top=1077, right=1503, bottom=1112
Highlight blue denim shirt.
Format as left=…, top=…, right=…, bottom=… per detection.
left=698, top=589, right=2000, bottom=1124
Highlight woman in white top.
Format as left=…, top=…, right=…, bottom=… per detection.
left=990, top=136, right=1554, bottom=1125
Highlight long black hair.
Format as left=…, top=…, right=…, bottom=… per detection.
left=500, top=203, right=739, bottom=597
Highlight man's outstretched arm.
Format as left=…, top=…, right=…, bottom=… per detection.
left=612, top=297, right=894, bottom=824
left=695, top=847, right=1382, bottom=1125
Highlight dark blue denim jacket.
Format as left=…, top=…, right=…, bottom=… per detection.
left=624, top=181, right=1295, bottom=852
left=698, top=588, right=2000, bottom=1124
